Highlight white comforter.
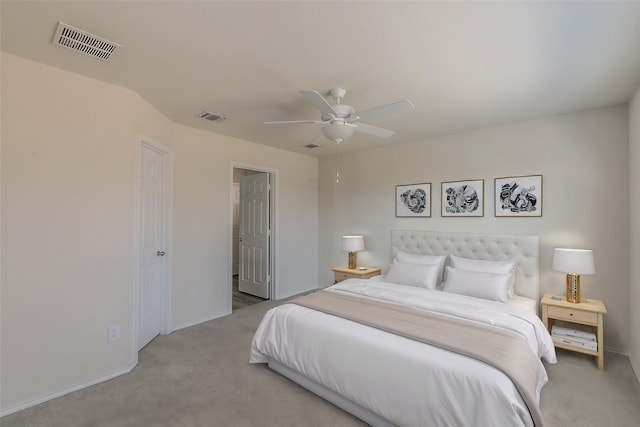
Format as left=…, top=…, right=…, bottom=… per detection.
left=250, top=279, right=556, bottom=427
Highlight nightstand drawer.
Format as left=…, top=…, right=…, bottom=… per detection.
left=547, top=306, right=598, bottom=324
left=332, top=266, right=381, bottom=283
left=334, top=272, right=353, bottom=282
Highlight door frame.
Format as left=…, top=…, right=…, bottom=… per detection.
left=132, top=136, right=173, bottom=362
left=229, top=162, right=277, bottom=312
left=232, top=182, right=240, bottom=276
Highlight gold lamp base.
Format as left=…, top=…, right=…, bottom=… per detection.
left=566, top=273, right=581, bottom=303
left=348, top=251, right=357, bottom=269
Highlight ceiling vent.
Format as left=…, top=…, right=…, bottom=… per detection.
left=198, top=111, right=226, bottom=123
left=304, top=143, right=321, bottom=149
left=52, top=22, right=120, bottom=61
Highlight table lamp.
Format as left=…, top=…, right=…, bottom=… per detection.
left=552, top=248, right=595, bottom=303
left=342, top=235, right=364, bottom=269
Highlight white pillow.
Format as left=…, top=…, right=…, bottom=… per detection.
left=442, top=266, right=511, bottom=302
left=384, top=260, right=440, bottom=289
left=449, top=255, right=516, bottom=297
left=395, top=250, right=447, bottom=283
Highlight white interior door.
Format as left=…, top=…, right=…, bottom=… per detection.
left=137, top=143, right=166, bottom=350
left=239, top=173, right=270, bottom=299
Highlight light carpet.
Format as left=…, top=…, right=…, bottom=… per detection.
left=2, top=298, right=639, bottom=427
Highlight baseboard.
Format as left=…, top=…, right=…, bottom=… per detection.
left=172, top=312, right=228, bottom=332
left=602, top=348, right=640, bottom=383
left=0, top=361, right=137, bottom=418
left=630, top=352, right=640, bottom=383
left=275, top=286, right=320, bottom=301
left=603, top=345, right=626, bottom=355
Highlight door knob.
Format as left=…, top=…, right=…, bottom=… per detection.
left=157, top=251, right=166, bottom=257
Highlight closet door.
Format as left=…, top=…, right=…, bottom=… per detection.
left=137, top=142, right=167, bottom=350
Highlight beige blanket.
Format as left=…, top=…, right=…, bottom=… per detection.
left=291, top=290, right=545, bottom=427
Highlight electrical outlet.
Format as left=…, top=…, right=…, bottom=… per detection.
left=188, top=290, right=196, bottom=302
left=108, top=325, right=121, bottom=342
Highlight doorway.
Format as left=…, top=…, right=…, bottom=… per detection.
left=230, top=164, right=276, bottom=311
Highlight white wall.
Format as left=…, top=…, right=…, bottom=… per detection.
left=0, top=52, right=319, bottom=414
left=0, top=52, right=172, bottom=414
left=630, top=86, right=640, bottom=378
left=319, top=105, right=630, bottom=352
left=167, top=124, right=318, bottom=329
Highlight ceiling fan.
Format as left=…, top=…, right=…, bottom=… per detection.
left=264, top=88, right=415, bottom=143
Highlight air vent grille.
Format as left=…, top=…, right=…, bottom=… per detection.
left=198, top=111, right=226, bottom=123
left=53, top=22, right=120, bottom=61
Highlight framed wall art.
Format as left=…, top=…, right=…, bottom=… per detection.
left=396, top=183, right=431, bottom=217
left=441, top=179, right=484, bottom=217
left=494, top=174, right=543, bottom=217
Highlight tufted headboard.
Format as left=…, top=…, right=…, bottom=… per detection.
left=391, top=230, right=540, bottom=301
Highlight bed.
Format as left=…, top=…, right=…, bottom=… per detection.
left=250, top=230, right=556, bottom=427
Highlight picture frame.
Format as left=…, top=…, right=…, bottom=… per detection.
left=396, top=183, right=432, bottom=217
left=441, top=179, right=484, bottom=217
left=494, top=174, right=543, bottom=217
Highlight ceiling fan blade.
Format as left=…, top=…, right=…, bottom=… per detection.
left=264, top=119, right=324, bottom=125
left=350, top=99, right=415, bottom=122
left=300, top=90, right=338, bottom=117
left=353, top=122, right=395, bottom=139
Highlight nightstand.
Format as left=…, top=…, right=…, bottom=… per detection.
left=540, top=294, right=607, bottom=370
left=332, top=266, right=381, bottom=283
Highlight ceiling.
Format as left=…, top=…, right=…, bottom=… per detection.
left=2, top=1, right=640, bottom=158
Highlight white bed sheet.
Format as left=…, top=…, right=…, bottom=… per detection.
left=250, top=279, right=556, bottom=427
left=508, top=294, right=538, bottom=314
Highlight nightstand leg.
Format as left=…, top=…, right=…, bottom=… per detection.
left=596, top=314, right=604, bottom=370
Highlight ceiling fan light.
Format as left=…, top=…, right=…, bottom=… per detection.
left=322, top=123, right=354, bottom=142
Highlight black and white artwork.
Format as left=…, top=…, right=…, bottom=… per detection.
left=396, top=183, right=431, bottom=217
left=494, top=175, right=543, bottom=217
left=441, top=179, right=484, bottom=217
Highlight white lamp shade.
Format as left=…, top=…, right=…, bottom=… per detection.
left=342, top=235, right=365, bottom=252
left=552, top=248, right=595, bottom=274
